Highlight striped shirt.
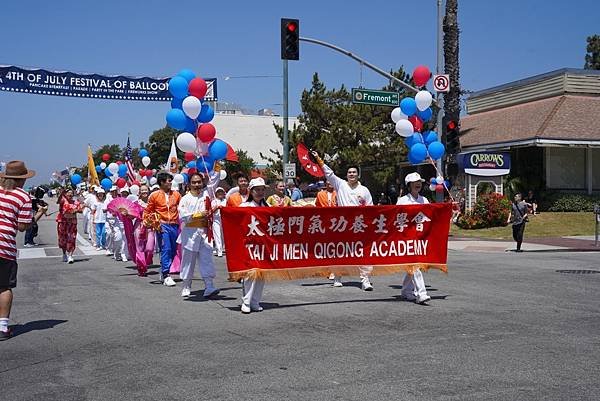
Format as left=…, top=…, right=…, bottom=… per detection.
left=0, top=187, right=33, bottom=260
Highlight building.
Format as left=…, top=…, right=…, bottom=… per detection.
left=460, top=69, right=600, bottom=196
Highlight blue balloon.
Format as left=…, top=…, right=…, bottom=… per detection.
left=101, top=178, right=112, bottom=191
left=71, top=174, right=82, bottom=185
left=400, top=97, right=417, bottom=117
left=444, top=180, right=451, bottom=188
left=404, top=135, right=415, bottom=148
left=118, top=164, right=128, bottom=178
left=95, top=165, right=102, bottom=173
left=186, top=160, right=197, bottom=169
left=139, top=149, right=149, bottom=158
left=166, top=108, right=187, bottom=130
left=168, top=76, right=189, bottom=99
left=424, top=131, right=438, bottom=145
left=430, top=177, right=436, bottom=184
left=104, top=167, right=112, bottom=177
left=182, top=173, right=189, bottom=184
left=177, top=69, right=196, bottom=83
left=196, top=157, right=214, bottom=173
left=198, top=104, right=214, bottom=123
left=417, top=107, right=433, bottom=122
left=185, top=117, right=198, bottom=134
left=208, top=139, right=228, bottom=161
left=427, top=141, right=445, bottom=160
left=408, top=152, right=422, bottom=165
left=411, top=132, right=424, bottom=144
left=171, top=97, right=183, bottom=110
left=409, top=143, right=427, bottom=164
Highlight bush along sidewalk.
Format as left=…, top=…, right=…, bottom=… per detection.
left=541, top=193, right=600, bottom=212
left=456, top=193, right=511, bottom=229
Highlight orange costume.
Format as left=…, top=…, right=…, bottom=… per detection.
left=226, top=192, right=249, bottom=207
left=315, top=189, right=337, bottom=207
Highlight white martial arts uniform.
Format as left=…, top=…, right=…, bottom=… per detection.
left=322, top=163, right=374, bottom=282
left=211, top=197, right=226, bottom=256
left=396, top=193, right=429, bottom=300
left=240, top=200, right=266, bottom=309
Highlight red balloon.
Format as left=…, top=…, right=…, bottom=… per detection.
left=413, top=65, right=431, bottom=87
left=139, top=169, right=146, bottom=176
left=116, top=178, right=127, bottom=188
left=184, top=152, right=196, bottom=162
left=116, top=161, right=123, bottom=165
left=102, top=153, right=110, bottom=162
left=132, top=180, right=140, bottom=186
left=145, top=170, right=153, bottom=178
left=197, top=123, right=216, bottom=143
left=435, top=183, right=445, bottom=192
left=188, top=78, right=207, bottom=99
left=188, top=168, right=197, bottom=175
left=408, top=115, right=424, bottom=133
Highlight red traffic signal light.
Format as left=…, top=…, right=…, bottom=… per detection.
left=446, top=120, right=457, bottom=130
left=281, top=18, right=299, bottom=60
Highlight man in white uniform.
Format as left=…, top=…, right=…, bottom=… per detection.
left=396, top=172, right=431, bottom=304
left=312, top=151, right=374, bottom=291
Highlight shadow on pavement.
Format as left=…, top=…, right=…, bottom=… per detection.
left=11, top=319, right=68, bottom=337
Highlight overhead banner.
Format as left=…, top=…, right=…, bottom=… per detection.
left=222, top=204, right=452, bottom=281
left=0, top=65, right=217, bottom=102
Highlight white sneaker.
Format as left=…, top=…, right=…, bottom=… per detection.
left=96, top=246, right=102, bottom=251
left=181, top=287, right=191, bottom=297
left=333, top=277, right=343, bottom=287
left=241, top=304, right=251, bottom=314
left=67, top=256, right=74, bottom=264
left=105, top=250, right=113, bottom=256
left=163, top=276, right=176, bottom=287
left=361, top=278, right=373, bottom=291
left=24, top=243, right=33, bottom=248
left=250, top=304, right=263, bottom=312
left=121, top=254, right=128, bottom=262
left=401, top=293, right=417, bottom=302
left=416, top=294, right=431, bottom=304
left=328, top=273, right=335, bottom=280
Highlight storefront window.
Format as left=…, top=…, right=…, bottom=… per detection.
left=546, top=148, right=586, bottom=189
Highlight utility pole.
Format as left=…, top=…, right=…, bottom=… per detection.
left=435, top=0, right=445, bottom=203
left=283, top=59, right=289, bottom=169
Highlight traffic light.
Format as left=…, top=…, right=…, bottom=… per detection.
left=281, top=18, right=299, bottom=60
left=443, top=114, right=461, bottom=155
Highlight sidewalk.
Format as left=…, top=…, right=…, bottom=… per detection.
left=449, top=235, right=600, bottom=253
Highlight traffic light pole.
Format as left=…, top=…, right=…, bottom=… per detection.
left=283, top=59, right=289, bottom=176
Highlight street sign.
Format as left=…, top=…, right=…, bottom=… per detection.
left=433, top=74, right=450, bottom=92
left=284, top=163, right=296, bottom=179
left=352, top=88, right=399, bottom=107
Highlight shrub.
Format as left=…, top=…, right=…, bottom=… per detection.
left=543, top=193, right=600, bottom=212
left=456, top=193, right=511, bottom=229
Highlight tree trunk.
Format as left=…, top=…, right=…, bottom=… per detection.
left=443, top=0, right=460, bottom=118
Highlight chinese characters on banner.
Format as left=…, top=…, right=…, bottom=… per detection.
left=221, top=204, right=452, bottom=281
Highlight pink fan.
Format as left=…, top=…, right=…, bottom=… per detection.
left=108, top=197, right=143, bottom=219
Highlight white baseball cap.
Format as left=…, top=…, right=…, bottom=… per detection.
left=119, top=186, right=130, bottom=194
left=96, top=188, right=106, bottom=194
left=248, top=177, right=267, bottom=190
left=404, top=172, right=425, bottom=185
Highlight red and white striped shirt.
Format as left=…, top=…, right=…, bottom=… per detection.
left=0, top=187, right=33, bottom=260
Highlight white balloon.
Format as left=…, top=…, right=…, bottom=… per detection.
left=142, top=156, right=151, bottom=167
left=415, top=90, right=433, bottom=111
left=182, top=96, right=202, bottom=119
left=129, top=184, right=140, bottom=196
left=127, top=194, right=138, bottom=202
left=395, top=119, right=414, bottom=137
left=176, top=132, right=197, bottom=153
left=391, top=107, right=407, bottom=123
left=108, top=162, right=119, bottom=174
left=173, top=173, right=184, bottom=184
left=436, top=175, right=444, bottom=185
left=100, top=162, right=107, bottom=169
left=149, top=177, right=157, bottom=185
left=429, top=184, right=436, bottom=192
left=110, top=174, right=118, bottom=183
left=219, top=169, right=227, bottom=181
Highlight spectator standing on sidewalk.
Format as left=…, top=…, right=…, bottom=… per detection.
left=0, top=161, right=44, bottom=341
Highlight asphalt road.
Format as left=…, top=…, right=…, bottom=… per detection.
left=1, top=209, right=599, bottom=400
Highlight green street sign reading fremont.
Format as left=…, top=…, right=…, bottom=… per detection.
left=352, top=88, right=399, bottom=107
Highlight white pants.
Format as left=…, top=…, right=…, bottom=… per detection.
left=180, top=241, right=216, bottom=281
left=83, top=209, right=90, bottom=235
left=212, top=218, right=224, bottom=256
left=242, top=278, right=265, bottom=308
left=402, top=269, right=427, bottom=298
left=109, top=223, right=126, bottom=256
left=105, top=219, right=114, bottom=250
left=334, top=265, right=372, bottom=281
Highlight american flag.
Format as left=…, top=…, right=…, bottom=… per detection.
left=124, top=137, right=136, bottom=183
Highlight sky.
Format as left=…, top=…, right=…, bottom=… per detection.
left=1, top=0, right=598, bottom=185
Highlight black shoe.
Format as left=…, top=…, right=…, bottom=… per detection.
left=0, top=329, right=12, bottom=341
left=515, top=249, right=523, bottom=253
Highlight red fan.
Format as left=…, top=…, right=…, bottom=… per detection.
left=296, top=143, right=324, bottom=177
left=108, top=198, right=143, bottom=219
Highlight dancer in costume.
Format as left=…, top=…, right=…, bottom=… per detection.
left=225, top=173, right=250, bottom=207
left=144, top=172, right=181, bottom=287
left=240, top=178, right=269, bottom=314
left=92, top=188, right=109, bottom=251
left=56, top=187, right=83, bottom=263
left=133, top=184, right=155, bottom=276
left=311, top=151, right=374, bottom=290
left=83, top=186, right=97, bottom=246
left=396, top=172, right=431, bottom=305
left=178, top=171, right=221, bottom=298
left=266, top=180, right=292, bottom=207
left=211, top=187, right=227, bottom=257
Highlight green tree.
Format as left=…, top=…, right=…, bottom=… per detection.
left=265, top=69, right=412, bottom=193
left=141, top=126, right=180, bottom=170
left=223, top=149, right=256, bottom=185
left=584, top=34, right=600, bottom=69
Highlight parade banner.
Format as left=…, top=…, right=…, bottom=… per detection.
left=0, top=65, right=217, bottom=102
left=222, top=204, right=452, bottom=281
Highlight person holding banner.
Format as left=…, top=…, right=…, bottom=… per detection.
left=266, top=180, right=292, bottom=207
left=240, top=178, right=269, bottom=313
left=315, top=181, right=337, bottom=207
left=178, top=172, right=221, bottom=298
left=396, top=172, right=431, bottom=304
left=311, top=151, right=374, bottom=291
left=226, top=173, right=250, bottom=207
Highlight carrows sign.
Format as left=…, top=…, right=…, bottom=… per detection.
left=0, top=65, right=217, bottom=102
left=459, top=152, right=511, bottom=176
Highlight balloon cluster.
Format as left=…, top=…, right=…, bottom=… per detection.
left=93, top=151, right=157, bottom=192
left=166, top=69, right=228, bottom=174
left=429, top=176, right=451, bottom=194
left=392, top=65, right=445, bottom=165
